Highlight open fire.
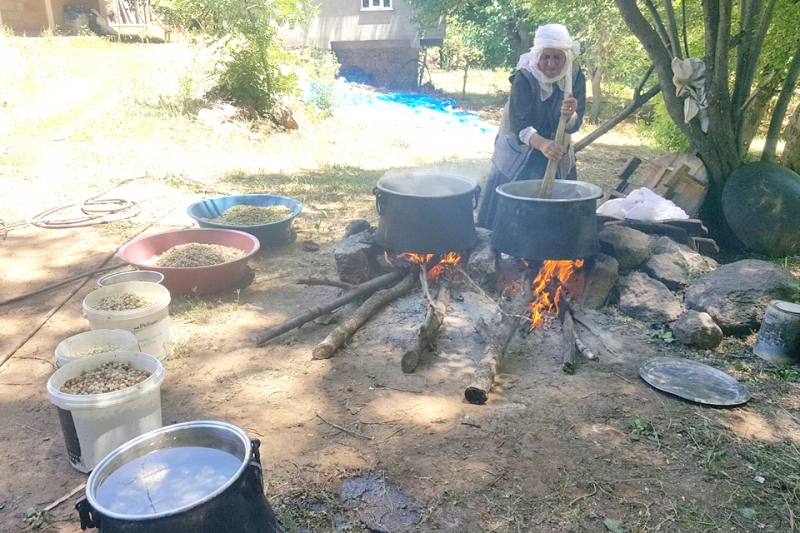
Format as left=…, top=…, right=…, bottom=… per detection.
left=385, top=252, right=463, bottom=282
left=528, top=259, right=586, bottom=328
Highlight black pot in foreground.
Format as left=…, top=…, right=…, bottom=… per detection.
left=491, top=180, right=603, bottom=260
left=374, top=173, right=480, bottom=254
left=76, top=421, right=279, bottom=533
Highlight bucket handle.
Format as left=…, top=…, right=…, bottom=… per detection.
left=472, top=186, right=482, bottom=209
left=251, top=438, right=261, bottom=464
left=373, top=187, right=385, bottom=215
left=76, top=497, right=99, bottom=530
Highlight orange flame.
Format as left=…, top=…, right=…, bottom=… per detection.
left=529, top=259, right=585, bottom=328
left=384, top=251, right=463, bottom=282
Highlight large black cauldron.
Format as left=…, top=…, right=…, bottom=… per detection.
left=491, top=180, right=603, bottom=260
left=76, top=421, right=279, bottom=533
left=374, top=173, right=480, bottom=254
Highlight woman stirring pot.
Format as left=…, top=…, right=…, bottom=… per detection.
left=478, top=23, right=586, bottom=230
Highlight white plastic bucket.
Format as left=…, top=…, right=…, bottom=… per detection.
left=46, top=351, right=165, bottom=473
left=54, top=329, right=140, bottom=368
left=97, top=270, right=164, bottom=287
left=83, top=282, right=171, bottom=361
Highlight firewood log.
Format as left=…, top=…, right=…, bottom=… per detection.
left=401, top=281, right=450, bottom=373
left=464, top=271, right=534, bottom=405
left=312, top=269, right=418, bottom=359
left=255, top=270, right=404, bottom=346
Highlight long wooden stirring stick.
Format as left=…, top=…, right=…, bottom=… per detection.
left=539, top=115, right=568, bottom=199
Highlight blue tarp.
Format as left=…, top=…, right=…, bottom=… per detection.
left=303, top=78, right=497, bottom=136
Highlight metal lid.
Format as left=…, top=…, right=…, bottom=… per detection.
left=639, top=357, right=750, bottom=407
left=773, top=300, right=800, bottom=315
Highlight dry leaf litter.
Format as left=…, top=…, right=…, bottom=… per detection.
left=207, top=205, right=292, bottom=225
left=61, top=362, right=151, bottom=395
left=149, top=243, right=245, bottom=268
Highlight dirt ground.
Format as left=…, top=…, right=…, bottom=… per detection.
left=1, top=38, right=799, bottom=533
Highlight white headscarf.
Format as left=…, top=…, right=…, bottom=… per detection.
left=516, top=24, right=580, bottom=101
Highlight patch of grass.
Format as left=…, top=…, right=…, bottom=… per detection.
left=628, top=418, right=660, bottom=442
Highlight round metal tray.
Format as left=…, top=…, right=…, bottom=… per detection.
left=639, top=357, right=751, bottom=406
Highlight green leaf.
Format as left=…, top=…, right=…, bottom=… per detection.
left=604, top=518, right=625, bottom=533
left=739, top=508, right=756, bottom=520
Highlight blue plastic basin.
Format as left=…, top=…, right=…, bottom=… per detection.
left=187, top=194, right=302, bottom=247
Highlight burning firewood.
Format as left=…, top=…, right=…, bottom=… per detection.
left=401, top=280, right=450, bottom=373
left=560, top=305, right=579, bottom=374
left=255, top=270, right=404, bottom=346
left=464, top=270, right=535, bottom=405
left=312, top=269, right=419, bottom=359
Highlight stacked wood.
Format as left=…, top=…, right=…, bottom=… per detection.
left=313, top=270, right=418, bottom=359
left=464, top=270, right=534, bottom=405
left=255, top=270, right=404, bottom=346
left=401, top=281, right=450, bottom=373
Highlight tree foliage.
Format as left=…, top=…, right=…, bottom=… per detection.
left=155, top=0, right=315, bottom=116
left=614, top=0, right=800, bottom=240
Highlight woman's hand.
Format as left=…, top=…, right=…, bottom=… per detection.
left=531, top=134, right=565, bottom=161
left=561, top=93, right=578, bottom=119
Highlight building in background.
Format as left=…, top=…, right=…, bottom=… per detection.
left=278, top=0, right=444, bottom=90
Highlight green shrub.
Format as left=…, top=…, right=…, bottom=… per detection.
left=638, top=99, right=690, bottom=152
left=300, top=48, right=340, bottom=113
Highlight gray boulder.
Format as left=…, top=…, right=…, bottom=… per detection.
left=618, top=271, right=683, bottom=323
left=579, top=253, right=619, bottom=309
left=599, top=225, right=652, bottom=270
left=673, top=310, right=723, bottom=349
left=684, top=259, right=799, bottom=335
left=335, top=231, right=378, bottom=284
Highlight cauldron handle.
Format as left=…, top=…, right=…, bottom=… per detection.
left=373, top=187, right=384, bottom=215
left=243, top=460, right=265, bottom=497
left=472, top=186, right=482, bottom=209
left=76, top=497, right=99, bottom=530
left=251, top=438, right=261, bottom=464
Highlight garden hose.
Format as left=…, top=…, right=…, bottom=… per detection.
left=30, top=198, right=141, bottom=228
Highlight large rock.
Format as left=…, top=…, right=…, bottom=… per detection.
left=335, top=231, right=378, bottom=284
left=722, top=162, right=800, bottom=256
left=618, top=272, right=683, bottom=323
left=467, top=227, right=496, bottom=290
left=599, top=225, right=652, bottom=270
left=646, top=237, right=718, bottom=289
left=685, top=259, right=799, bottom=335
left=579, top=253, right=619, bottom=309
left=673, top=310, right=723, bottom=349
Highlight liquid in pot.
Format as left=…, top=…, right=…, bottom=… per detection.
left=95, top=447, right=242, bottom=516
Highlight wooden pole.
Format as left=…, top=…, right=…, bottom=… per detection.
left=256, top=270, right=404, bottom=346
left=312, top=269, right=418, bottom=359
left=539, top=116, right=568, bottom=199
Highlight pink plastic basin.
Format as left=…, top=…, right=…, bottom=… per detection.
left=118, top=228, right=260, bottom=296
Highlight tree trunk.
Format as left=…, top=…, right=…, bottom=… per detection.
left=739, top=71, right=781, bottom=155
left=615, top=0, right=741, bottom=246
left=762, top=39, right=800, bottom=162
left=588, top=65, right=604, bottom=124
left=782, top=101, right=800, bottom=173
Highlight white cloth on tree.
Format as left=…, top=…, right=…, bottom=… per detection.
left=672, top=57, right=709, bottom=133
left=516, top=24, right=580, bottom=101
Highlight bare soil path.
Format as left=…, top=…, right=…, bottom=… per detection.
left=1, top=37, right=798, bottom=533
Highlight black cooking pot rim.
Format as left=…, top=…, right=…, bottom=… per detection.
left=376, top=173, right=478, bottom=197
left=497, top=179, right=603, bottom=202
left=86, top=420, right=251, bottom=522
